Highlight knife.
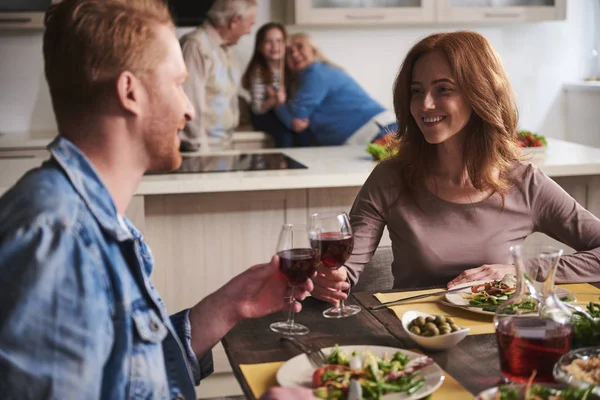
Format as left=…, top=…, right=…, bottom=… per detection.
left=369, top=286, right=466, bottom=310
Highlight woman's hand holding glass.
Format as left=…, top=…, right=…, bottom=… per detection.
left=311, top=265, right=350, bottom=305
left=309, top=212, right=361, bottom=318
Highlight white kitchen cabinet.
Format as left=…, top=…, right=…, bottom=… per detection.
left=285, top=0, right=436, bottom=26
left=436, top=0, right=566, bottom=23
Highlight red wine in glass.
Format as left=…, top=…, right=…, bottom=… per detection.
left=309, top=212, right=361, bottom=319
left=278, top=248, right=318, bottom=285
left=311, top=232, right=354, bottom=270
left=496, top=317, right=572, bottom=383
left=270, top=224, right=319, bottom=336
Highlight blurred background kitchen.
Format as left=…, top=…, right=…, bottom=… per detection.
left=0, top=0, right=599, bottom=148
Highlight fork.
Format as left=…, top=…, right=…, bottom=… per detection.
left=280, top=336, right=327, bottom=367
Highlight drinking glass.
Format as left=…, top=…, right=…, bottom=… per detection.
left=269, top=224, right=320, bottom=335
left=309, top=211, right=361, bottom=318
left=494, top=244, right=572, bottom=383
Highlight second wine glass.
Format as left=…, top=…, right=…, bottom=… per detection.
left=309, top=211, right=361, bottom=318
left=270, top=224, right=320, bottom=335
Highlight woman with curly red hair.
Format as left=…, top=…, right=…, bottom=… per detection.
left=311, top=31, right=600, bottom=305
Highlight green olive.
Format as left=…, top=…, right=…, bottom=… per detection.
left=421, top=330, right=433, bottom=337
left=410, top=326, right=421, bottom=335
left=424, top=322, right=437, bottom=331
left=426, top=316, right=436, bottom=323
left=439, top=327, right=451, bottom=335
left=435, top=315, right=447, bottom=325
left=415, top=316, right=426, bottom=327
left=445, top=317, right=455, bottom=325
left=428, top=326, right=440, bottom=336
left=438, top=323, right=451, bottom=331
left=450, top=324, right=460, bottom=332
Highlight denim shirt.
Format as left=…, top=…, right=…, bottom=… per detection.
left=0, top=137, right=213, bottom=399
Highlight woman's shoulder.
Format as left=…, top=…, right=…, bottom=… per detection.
left=306, top=62, right=343, bottom=76
left=507, top=161, right=559, bottom=204
left=508, top=162, right=550, bottom=187
left=365, top=159, right=404, bottom=191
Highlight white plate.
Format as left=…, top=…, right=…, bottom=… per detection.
left=276, top=345, right=445, bottom=399
left=444, top=280, right=575, bottom=316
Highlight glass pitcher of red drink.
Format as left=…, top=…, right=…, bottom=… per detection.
left=494, top=244, right=573, bottom=384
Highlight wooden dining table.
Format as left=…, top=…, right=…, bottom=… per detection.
left=221, top=284, right=600, bottom=400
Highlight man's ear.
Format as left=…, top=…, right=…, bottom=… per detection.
left=228, top=14, right=241, bottom=30
left=116, top=71, right=144, bottom=116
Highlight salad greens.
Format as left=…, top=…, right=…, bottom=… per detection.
left=313, top=345, right=430, bottom=400
left=498, top=384, right=596, bottom=400
left=366, top=134, right=397, bottom=161
left=571, top=298, right=600, bottom=349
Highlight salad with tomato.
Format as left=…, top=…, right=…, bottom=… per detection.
left=464, top=274, right=517, bottom=305
left=312, top=345, right=432, bottom=400
left=366, top=134, right=397, bottom=161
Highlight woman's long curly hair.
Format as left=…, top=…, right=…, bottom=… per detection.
left=391, top=31, right=522, bottom=201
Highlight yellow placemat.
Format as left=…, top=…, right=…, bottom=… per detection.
left=558, top=283, right=600, bottom=303
left=374, top=288, right=495, bottom=335
left=239, top=361, right=284, bottom=399
left=374, top=283, right=600, bottom=336
left=410, top=349, right=472, bottom=400
left=239, top=359, right=472, bottom=399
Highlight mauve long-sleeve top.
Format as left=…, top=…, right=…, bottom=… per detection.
left=346, top=160, right=600, bottom=289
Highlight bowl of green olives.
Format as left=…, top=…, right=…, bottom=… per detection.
left=401, top=311, right=470, bottom=351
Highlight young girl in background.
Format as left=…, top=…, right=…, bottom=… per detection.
left=242, top=23, right=310, bottom=147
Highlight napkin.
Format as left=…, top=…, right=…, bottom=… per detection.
left=239, top=361, right=284, bottom=399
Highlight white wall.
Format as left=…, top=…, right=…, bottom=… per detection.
left=0, top=0, right=595, bottom=139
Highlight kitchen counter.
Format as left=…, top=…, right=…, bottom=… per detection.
left=2, top=138, right=600, bottom=196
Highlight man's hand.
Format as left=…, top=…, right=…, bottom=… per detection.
left=188, top=255, right=314, bottom=358
left=292, top=118, right=309, bottom=133
left=260, top=387, right=316, bottom=399
left=311, top=265, right=350, bottom=306
left=222, top=255, right=314, bottom=322
left=447, top=264, right=515, bottom=288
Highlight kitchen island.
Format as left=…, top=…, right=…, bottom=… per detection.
left=1, top=138, right=600, bottom=307
left=1, top=138, right=600, bottom=397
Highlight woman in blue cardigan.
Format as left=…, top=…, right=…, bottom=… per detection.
left=276, top=33, right=397, bottom=146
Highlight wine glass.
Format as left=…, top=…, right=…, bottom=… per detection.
left=269, top=224, right=319, bottom=335
left=309, top=211, right=361, bottom=318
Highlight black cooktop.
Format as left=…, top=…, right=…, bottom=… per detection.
left=172, top=152, right=307, bottom=173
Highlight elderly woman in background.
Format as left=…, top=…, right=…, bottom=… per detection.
left=310, top=31, right=600, bottom=305
left=275, top=33, right=397, bottom=147
left=241, top=22, right=311, bottom=148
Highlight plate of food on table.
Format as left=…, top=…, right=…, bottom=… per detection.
left=276, top=344, right=444, bottom=400
left=443, top=274, right=575, bottom=316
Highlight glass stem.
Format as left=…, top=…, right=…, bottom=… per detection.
left=339, top=300, right=346, bottom=310
left=286, top=286, right=296, bottom=328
